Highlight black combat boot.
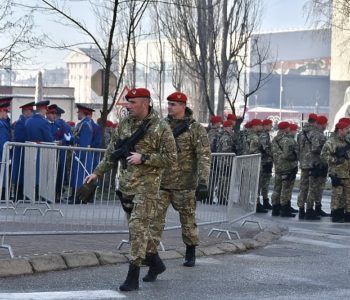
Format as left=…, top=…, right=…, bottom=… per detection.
left=271, top=204, right=280, bottom=216
left=183, top=245, right=196, bottom=267
left=315, top=204, right=331, bottom=217
left=304, top=208, right=321, bottom=220
left=280, top=205, right=296, bottom=217
left=298, top=206, right=305, bottom=220
left=142, top=252, right=166, bottom=282
left=256, top=202, right=268, bottom=213
left=142, top=253, right=152, bottom=266
left=344, top=212, right=350, bottom=223
left=263, top=198, right=273, bottom=210
left=288, top=201, right=299, bottom=213
left=119, top=263, right=140, bottom=291
left=331, top=209, right=344, bottom=223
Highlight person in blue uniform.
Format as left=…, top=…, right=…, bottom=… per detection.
left=25, top=100, right=53, bottom=143
left=87, top=113, right=102, bottom=169
left=11, top=101, right=34, bottom=200
left=0, top=102, right=11, bottom=200
left=69, top=104, right=93, bottom=204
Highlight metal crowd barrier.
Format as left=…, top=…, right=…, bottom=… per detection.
left=0, top=142, right=261, bottom=257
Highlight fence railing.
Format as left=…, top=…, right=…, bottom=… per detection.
left=0, top=142, right=261, bottom=257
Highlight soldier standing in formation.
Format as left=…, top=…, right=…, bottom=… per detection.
left=0, top=101, right=11, bottom=200
left=258, top=119, right=273, bottom=210
left=144, top=91, right=210, bottom=282
left=12, top=101, right=34, bottom=200
left=85, top=88, right=177, bottom=291
left=296, top=113, right=318, bottom=219
left=207, top=115, right=222, bottom=153
left=321, top=121, right=350, bottom=223
left=271, top=122, right=298, bottom=217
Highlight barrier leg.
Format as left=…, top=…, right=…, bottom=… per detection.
left=1, top=236, right=14, bottom=258
left=240, top=219, right=262, bottom=230
left=208, top=228, right=240, bottom=240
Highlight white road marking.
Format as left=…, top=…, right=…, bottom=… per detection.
left=196, top=257, right=222, bottom=264
left=281, top=235, right=350, bottom=249
left=0, top=290, right=126, bottom=300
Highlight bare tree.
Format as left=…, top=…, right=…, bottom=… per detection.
left=0, top=0, right=40, bottom=67
left=24, top=0, right=149, bottom=144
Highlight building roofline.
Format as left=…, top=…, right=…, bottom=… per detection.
left=254, top=27, right=331, bottom=35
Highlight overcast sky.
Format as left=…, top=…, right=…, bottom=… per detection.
left=12, top=0, right=309, bottom=72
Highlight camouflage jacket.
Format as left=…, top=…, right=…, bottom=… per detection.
left=239, top=128, right=250, bottom=155
left=217, top=129, right=238, bottom=154
left=308, top=126, right=327, bottom=166
left=272, top=131, right=298, bottom=174
left=246, top=131, right=261, bottom=155
left=93, top=109, right=177, bottom=195
left=320, top=134, right=350, bottom=179
left=259, top=130, right=273, bottom=165
left=161, top=108, right=211, bottom=190
left=208, top=126, right=222, bottom=153
left=297, top=123, right=316, bottom=169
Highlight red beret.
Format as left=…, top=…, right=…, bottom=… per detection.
left=223, top=120, right=233, bottom=127
left=335, top=122, right=349, bottom=130
left=125, top=88, right=150, bottom=100
left=316, top=116, right=328, bottom=125
left=105, top=120, right=114, bottom=128
left=210, top=115, right=222, bottom=124
left=250, top=119, right=262, bottom=127
left=339, top=117, right=350, bottom=125
left=66, top=121, right=75, bottom=127
left=289, top=123, right=298, bottom=131
left=167, top=92, right=187, bottom=103
left=262, top=119, right=273, bottom=126
left=278, top=121, right=290, bottom=130
left=308, top=113, right=318, bottom=121
left=227, top=114, right=237, bottom=121
left=244, top=121, right=252, bottom=129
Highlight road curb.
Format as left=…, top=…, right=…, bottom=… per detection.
left=0, top=224, right=287, bottom=278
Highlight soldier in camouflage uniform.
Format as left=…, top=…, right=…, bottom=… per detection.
left=216, top=120, right=236, bottom=205
left=245, top=119, right=268, bottom=213
left=258, top=119, right=273, bottom=210
left=144, top=92, right=210, bottom=277
left=304, top=115, right=330, bottom=219
left=271, top=122, right=298, bottom=217
left=207, top=115, right=222, bottom=153
left=239, top=121, right=251, bottom=155
left=226, top=114, right=240, bottom=154
left=296, top=113, right=318, bottom=219
left=85, top=88, right=177, bottom=291
left=321, top=121, right=350, bottom=223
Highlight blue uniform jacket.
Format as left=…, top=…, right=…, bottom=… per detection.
left=25, top=114, right=54, bottom=143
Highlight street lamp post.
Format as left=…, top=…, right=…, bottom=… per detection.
left=279, top=61, right=284, bottom=120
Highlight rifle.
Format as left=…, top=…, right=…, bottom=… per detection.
left=172, top=120, right=190, bottom=152
left=111, top=119, right=151, bottom=169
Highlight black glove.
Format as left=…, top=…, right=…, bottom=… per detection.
left=76, top=181, right=98, bottom=204
left=195, top=183, right=208, bottom=200
left=335, top=147, right=348, bottom=159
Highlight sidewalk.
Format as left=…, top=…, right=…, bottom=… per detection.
left=0, top=217, right=286, bottom=277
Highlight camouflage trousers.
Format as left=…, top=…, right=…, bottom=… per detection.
left=306, top=175, right=327, bottom=209
left=271, top=173, right=295, bottom=206
left=146, top=189, right=199, bottom=254
left=127, top=193, right=157, bottom=266
left=331, top=178, right=350, bottom=212
left=258, top=171, right=272, bottom=200
left=297, top=168, right=310, bottom=208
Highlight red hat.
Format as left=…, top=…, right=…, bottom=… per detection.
left=105, top=120, right=114, bottom=128
left=262, top=119, right=273, bottom=126
left=316, top=116, right=328, bottom=125
left=244, top=121, right=252, bottom=129
left=250, top=119, right=262, bottom=127
left=335, top=122, right=349, bottom=130
left=278, top=121, right=290, bottom=130
left=167, top=92, right=187, bottom=103
left=66, top=121, right=75, bottom=127
left=223, top=120, right=233, bottom=127
left=308, top=113, right=318, bottom=121
left=19, top=101, right=35, bottom=111
left=227, top=114, right=237, bottom=121
left=289, top=123, right=298, bottom=131
left=210, top=115, right=222, bottom=124
left=125, top=88, right=151, bottom=100
left=339, top=117, right=350, bottom=125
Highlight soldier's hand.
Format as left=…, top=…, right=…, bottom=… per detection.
left=85, top=173, right=98, bottom=184
left=127, top=152, right=142, bottom=165
left=196, top=183, right=208, bottom=200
